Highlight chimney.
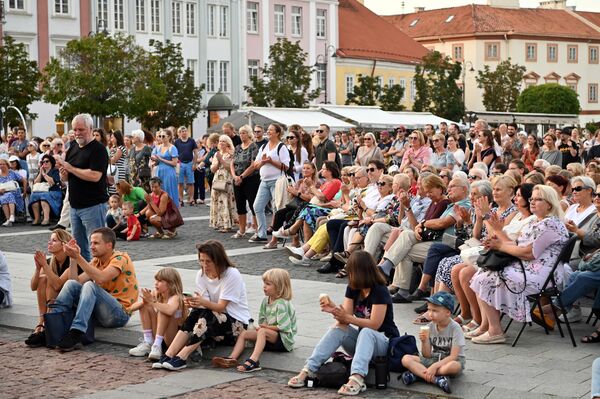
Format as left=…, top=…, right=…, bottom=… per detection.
left=486, top=0, right=519, bottom=8
left=538, top=0, right=567, bottom=9
left=414, top=6, right=425, bottom=12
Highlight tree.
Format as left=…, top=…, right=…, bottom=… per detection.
left=516, top=83, right=580, bottom=114
left=379, top=84, right=406, bottom=112
left=0, top=36, right=42, bottom=125
left=475, top=59, right=526, bottom=112
left=244, top=38, right=320, bottom=107
left=413, top=51, right=465, bottom=122
left=130, top=40, right=204, bottom=130
left=42, top=33, right=147, bottom=121
left=345, top=74, right=381, bottom=106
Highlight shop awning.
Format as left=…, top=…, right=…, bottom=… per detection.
left=248, top=108, right=355, bottom=132
left=320, top=105, right=401, bottom=129
left=387, top=112, right=464, bottom=129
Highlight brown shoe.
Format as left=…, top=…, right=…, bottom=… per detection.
left=212, top=356, right=238, bottom=368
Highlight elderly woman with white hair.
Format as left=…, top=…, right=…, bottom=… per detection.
left=354, top=132, right=383, bottom=167
left=129, top=129, right=153, bottom=192
left=468, top=185, right=569, bottom=344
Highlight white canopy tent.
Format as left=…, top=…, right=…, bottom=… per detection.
left=320, top=105, right=402, bottom=129
left=247, top=108, right=355, bottom=132
left=387, top=112, right=465, bottom=130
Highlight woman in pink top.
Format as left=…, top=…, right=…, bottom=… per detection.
left=399, top=130, right=432, bottom=173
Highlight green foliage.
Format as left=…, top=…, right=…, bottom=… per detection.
left=585, top=121, right=599, bottom=134
left=345, top=74, right=381, bottom=106
left=413, top=51, right=465, bottom=122
left=379, top=84, right=406, bottom=111
left=475, top=59, right=526, bottom=112
left=130, top=40, right=204, bottom=130
left=516, top=83, right=580, bottom=114
left=0, top=36, right=42, bottom=124
left=244, top=38, right=320, bottom=107
left=42, top=33, right=146, bottom=121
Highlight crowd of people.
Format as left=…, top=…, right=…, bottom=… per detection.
left=3, top=114, right=600, bottom=396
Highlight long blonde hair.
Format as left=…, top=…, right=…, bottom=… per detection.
left=262, top=268, right=293, bottom=300
left=154, top=267, right=185, bottom=314
left=50, top=229, right=73, bottom=275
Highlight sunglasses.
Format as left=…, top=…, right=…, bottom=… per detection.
left=364, top=137, right=372, bottom=140
left=367, top=167, right=377, bottom=173
left=316, top=129, right=324, bottom=133
left=377, top=182, right=387, bottom=187
left=572, top=186, right=588, bottom=192
left=594, top=193, right=600, bottom=198
left=468, top=175, right=480, bottom=180
left=42, top=160, right=51, bottom=164
left=157, top=135, right=166, bottom=138
left=286, top=136, right=296, bottom=140
left=409, top=136, right=418, bottom=140
left=347, top=173, right=355, bottom=177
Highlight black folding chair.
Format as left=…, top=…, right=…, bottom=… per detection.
left=507, top=234, right=578, bottom=347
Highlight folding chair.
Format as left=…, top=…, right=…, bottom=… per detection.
left=508, top=234, right=578, bottom=347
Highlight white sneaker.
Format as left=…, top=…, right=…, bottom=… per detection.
left=284, top=245, right=305, bottom=260
left=289, top=256, right=311, bottom=266
left=1, top=220, right=12, bottom=227
left=148, top=344, right=163, bottom=360
left=272, top=228, right=289, bottom=239
left=558, top=306, right=582, bottom=323
left=246, top=227, right=256, bottom=235
left=129, top=340, right=151, bottom=357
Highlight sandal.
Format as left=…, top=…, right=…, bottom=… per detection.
left=413, top=314, right=431, bottom=325
left=581, top=328, right=600, bottom=344
left=454, top=315, right=472, bottom=326
left=336, top=267, right=348, bottom=279
left=231, top=231, right=246, bottom=239
left=263, top=242, right=278, bottom=250
left=334, top=251, right=351, bottom=264
left=149, top=232, right=163, bottom=239
left=338, top=375, right=367, bottom=396
left=212, top=356, right=238, bottom=368
left=238, top=358, right=262, bottom=373
left=462, top=321, right=480, bottom=333
left=288, top=369, right=313, bottom=388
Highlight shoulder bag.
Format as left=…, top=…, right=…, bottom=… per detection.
left=162, top=197, right=184, bottom=231
left=32, top=182, right=50, bottom=192
left=44, top=304, right=95, bottom=348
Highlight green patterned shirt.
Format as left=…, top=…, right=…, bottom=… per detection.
left=258, top=297, right=297, bottom=351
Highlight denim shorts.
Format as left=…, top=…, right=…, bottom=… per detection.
left=178, top=162, right=195, bottom=184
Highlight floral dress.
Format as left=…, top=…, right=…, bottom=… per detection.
left=209, top=154, right=237, bottom=230
left=0, top=170, right=24, bottom=212
left=357, top=194, right=400, bottom=237
left=470, top=216, right=568, bottom=322
left=435, top=205, right=516, bottom=291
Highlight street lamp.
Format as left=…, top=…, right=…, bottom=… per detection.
left=314, top=44, right=336, bottom=104
left=461, top=60, right=474, bottom=106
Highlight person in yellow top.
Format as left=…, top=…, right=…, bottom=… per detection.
left=47, top=227, right=139, bottom=352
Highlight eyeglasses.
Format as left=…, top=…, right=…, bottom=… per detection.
left=409, top=136, right=418, bottom=140
left=529, top=197, right=546, bottom=203
left=572, top=186, right=588, bottom=192
left=316, top=129, right=324, bottom=133
left=366, top=167, right=376, bottom=173
left=468, top=175, right=480, bottom=180
left=377, top=182, right=387, bottom=187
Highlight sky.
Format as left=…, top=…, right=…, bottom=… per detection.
left=364, top=0, right=600, bottom=15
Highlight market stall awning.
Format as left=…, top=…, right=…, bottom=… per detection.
left=387, top=112, right=464, bottom=129
left=320, top=105, right=401, bottom=129
left=248, top=108, right=355, bottom=132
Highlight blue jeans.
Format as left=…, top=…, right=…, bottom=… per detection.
left=71, top=203, right=107, bottom=261
left=593, top=357, right=600, bottom=398
left=305, top=326, right=389, bottom=377
left=253, top=179, right=277, bottom=239
left=178, top=162, right=195, bottom=184
left=52, top=280, right=130, bottom=333
left=559, top=270, right=600, bottom=310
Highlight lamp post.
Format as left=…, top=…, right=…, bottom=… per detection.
left=314, top=44, right=336, bottom=104
left=461, top=60, right=474, bottom=106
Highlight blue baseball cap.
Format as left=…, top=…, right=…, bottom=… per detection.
left=425, top=292, right=455, bottom=312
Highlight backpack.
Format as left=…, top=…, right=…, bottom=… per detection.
left=315, top=351, right=352, bottom=388
left=261, top=142, right=295, bottom=180
left=387, top=334, right=419, bottom=373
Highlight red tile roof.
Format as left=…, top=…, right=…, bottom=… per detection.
left=383, top=5, right=600, bottom=41
left=337, top=0, right=428, bottom=65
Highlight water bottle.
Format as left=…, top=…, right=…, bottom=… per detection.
left=245, top=318, right=256, bottom=348
left=373, top=356, right=389, bottom=389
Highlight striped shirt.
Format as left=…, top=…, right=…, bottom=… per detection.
left=258, top=297, right=297, bottom=351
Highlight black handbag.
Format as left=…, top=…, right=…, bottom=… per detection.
left=44, top=306, right=95, bottom=348
left=420, top=227, right=444, bottom=242
left=477, top=249, right=518, bottom=272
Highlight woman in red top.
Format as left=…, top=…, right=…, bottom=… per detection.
left=140, top=177, right=177, bottom=239
left=521, top=133, right=540, bottom=172
left=273, top=161, right=342, bottom=241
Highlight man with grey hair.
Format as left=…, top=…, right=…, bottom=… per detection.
left=57, top=114, right=109, bottom=261
left=381, top=177, right=471, bottom=303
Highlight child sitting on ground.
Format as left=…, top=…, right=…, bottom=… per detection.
left=401, top=292, right=465, bottom=394
left=129, top=267, right=186, bottom=360
left=211, top=268, right=297, bottom=373
left=106, top=194, right=126, bottom=233
left=122, top=201, right=141, bottom=241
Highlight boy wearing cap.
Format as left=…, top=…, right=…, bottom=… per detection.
left=401, top=292, right=465, bottom=394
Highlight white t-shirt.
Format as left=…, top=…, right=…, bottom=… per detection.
left=451, top=149, right=465, bottom=171
left=564, top=203, right=597, bottom=226
left=255, top=141, right=291, bottom=181
left=195, top=267, right=250, bottom=324
left=290, top=146, right=309, bottom=181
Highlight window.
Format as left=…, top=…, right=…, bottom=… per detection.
left=8, top=0, right=25, bottom=10
left=400, top=79, right=406, bottom=100
left=207, top=61, right=216, bottom=92
left=568, top=45, right=578, bottom=63
left=452, top=44, right=463, bottom=61
left=187, top=59, right=197, bottom=86
left=377, top=77, right=383, bottom=88
left=590, top=46, right=599, bottom=64
left=135, top=0, right=146, bottom=31
left=525, top=43, right=537, bottom=62
left=220, top=61, right=229, bottom=92
left=445, top=15, right=454, bottom=23
left=388, top=77, right=395, bottom=87
left=54, top=45, right=68, bottom=66
left=219, top=6, right=229, bottom=37
left=589, top=84, right=598, bottom=103
left=172, top=1, right=181, bottom=34
left=291, top=6, right=302, bottom=36
left=247, top=2, right=258, bottom=33
left=345, top=75, right=354, bottom=96
left=547, top=44, right=557, bottom=62
left=98, top=0, right=109, bottom=30
left=485, top=42, right=500, bottom=61
left=409, top=19, right=418, bottom=27
left=274, top=4, right=285, bottom=36
left=186, top=2, right=196, bottom=35
left=568, top=83, right=577, bottom=93
left=410, top=79, right=416, bottom=100
left=114, top=0, right=125, bottom=30
left=316, top=64, right=326, bottom=91
left=150, top=0, right=161, bottom=32
left=316, top=9, right=326, bottom=38
left=207, top=4, right=216, bottom=36
left=248, top=59, right=259, bottom=81
left=55, top=0, right=69, bottom=15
